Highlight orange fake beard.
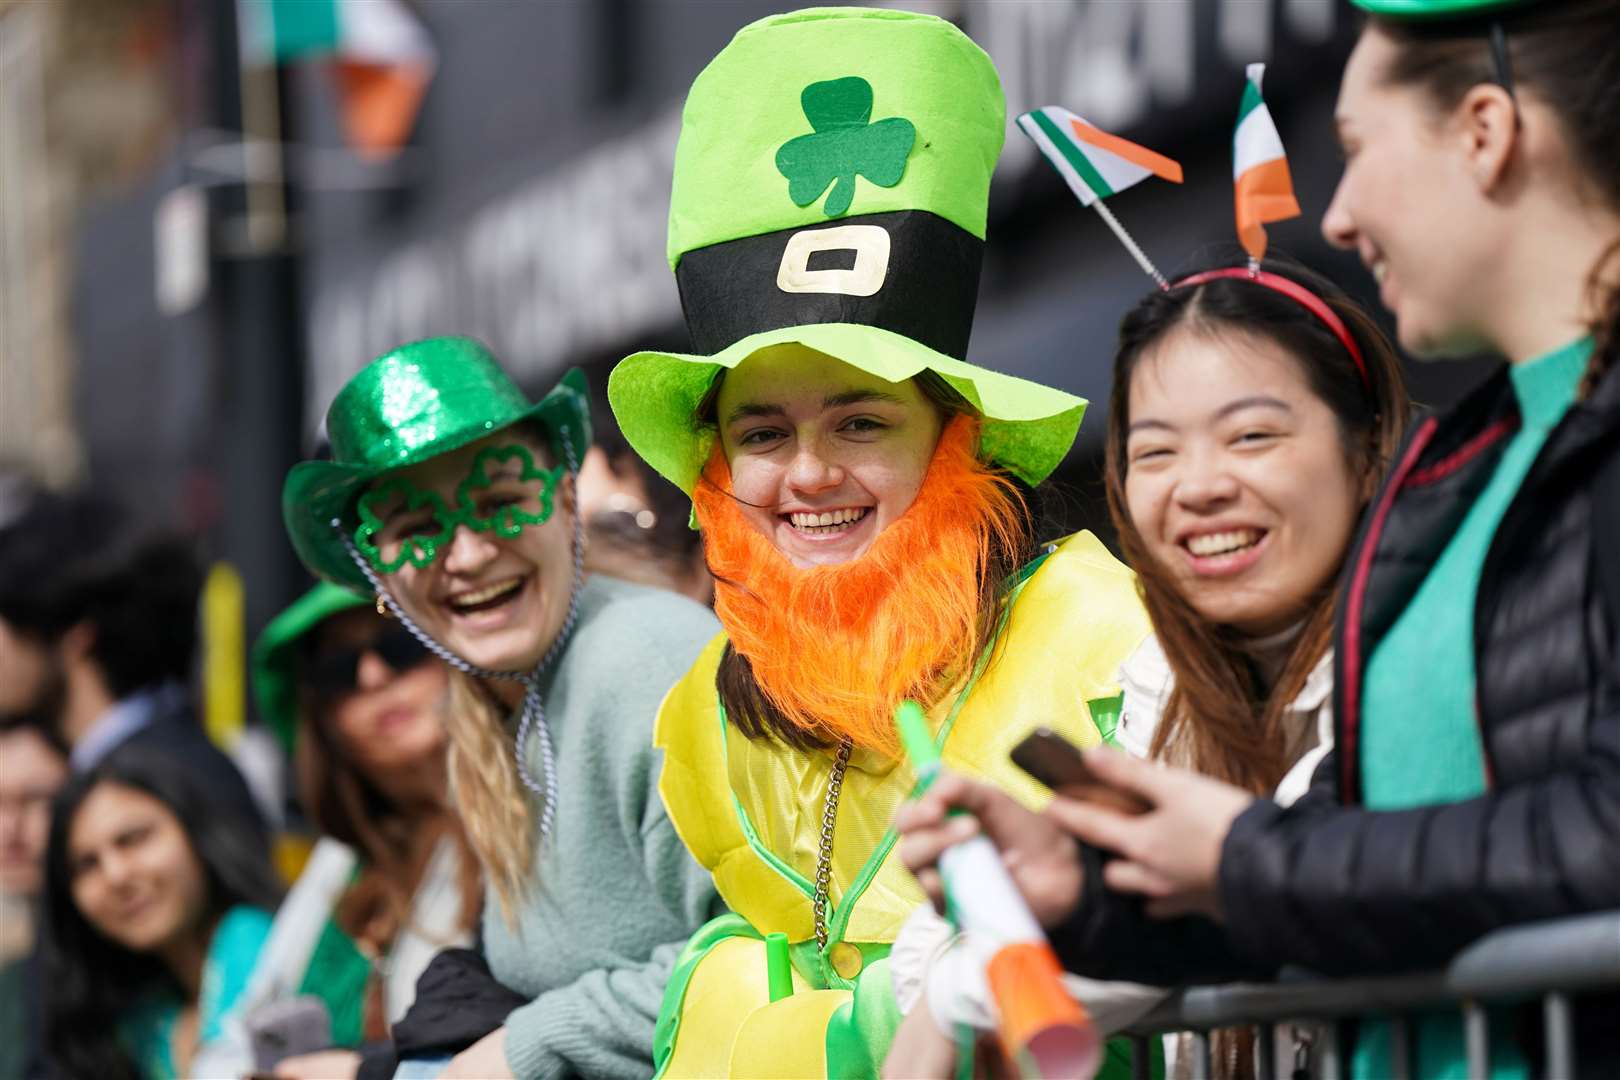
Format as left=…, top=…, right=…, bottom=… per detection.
left=692, top=414, right=1026, bottom=756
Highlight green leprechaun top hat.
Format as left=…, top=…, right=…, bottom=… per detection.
left=283, top=337, right=591, bottom=593
left=608, top=7, right=1087, bottom=495
left=251, top=581, right=370, bottom=755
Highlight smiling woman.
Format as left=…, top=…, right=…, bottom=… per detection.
left=1092, top=257, right=1411, bottom=1078
left=690, top=347, right=1039, bottom=758
left=604, top=9, right=1155, bottom=1076
left=42, top=747, right=283, bottom=1080
left=709, top=347, right=946, bottom=568
left=280, top=337, right=723, bottom=1080
left=885, top=257, right=1411, bottom=1080
left=1105, top=256, right=1409, bottom=797
left=367, top=431, right=577, bottom=676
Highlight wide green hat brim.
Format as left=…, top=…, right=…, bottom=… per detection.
left=283, top=362, right=591, bottom=593
left=251, top=581, right=370, bottom=756
left=608, top=322, right=1086, bottom=496
left=1351, top=0, right=1533, bottom=17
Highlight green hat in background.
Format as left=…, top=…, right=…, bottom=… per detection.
left=251, top=581, right=370, bottom=755
left=1352, top=0, right=1551, bottom=103
left=609, top=6, right=1086, bottom=495
left=282, top=337, right=592, bottom=592
left=1351, top=0, right=1533, bottom=17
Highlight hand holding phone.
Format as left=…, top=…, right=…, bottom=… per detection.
left=247, top=996, right=333, bottom=1074
left=1010, top=728, right=1152, bottom=814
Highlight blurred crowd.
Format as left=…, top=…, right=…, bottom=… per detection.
left=0, top=414, right=715, bottom=1077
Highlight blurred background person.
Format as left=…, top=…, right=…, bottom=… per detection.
left=205, top=581, right=480, bottom=1080
left=576, top=430, right=712, bottom=605
left=41, top=746, right=282, bottom=1079
left=0, top=716, right=69, bottom=1080
left=0, top=490, right=267, bottom=836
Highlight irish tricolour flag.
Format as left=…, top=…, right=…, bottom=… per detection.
left=1233, top=63, right=1301, bottom=261
left=1017, top=107, right=1184, bottom=207
left=240, top=0, right=437, bottom=160
left=1017, top=107, right=1182, bottom=285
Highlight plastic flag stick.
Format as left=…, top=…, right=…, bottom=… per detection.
left=896, top=701, right=1101, bottom=1078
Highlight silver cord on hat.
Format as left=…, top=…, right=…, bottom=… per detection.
left=333, top=428, right=584, bottom=844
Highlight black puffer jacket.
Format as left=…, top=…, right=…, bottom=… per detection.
left=1054, top=351, right=1620, bottom=1064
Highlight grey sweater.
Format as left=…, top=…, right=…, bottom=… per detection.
left=486, top=574, right=724, bottom=1079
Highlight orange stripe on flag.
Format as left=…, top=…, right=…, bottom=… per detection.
left=1069, top=117, right=1184, bottom=184
left=1235, top=157, right=1300, bottom=261
left=334, top=59, right=432, bottom=161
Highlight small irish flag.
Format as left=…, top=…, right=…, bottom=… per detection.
left=1233, top=63, right=1301, bottom=262
left=240, top=0, right=437, bottom=161
left=1018, top=106, right=1182, bottom=286
left=1016, top=106, right=1184, bottom=207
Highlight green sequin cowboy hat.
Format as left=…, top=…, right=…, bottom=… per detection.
left=250, top=581, right=371, bottom=754
left=283, top=337, right=592, bottom=592
left=608, top=7, right=1086, bottom=495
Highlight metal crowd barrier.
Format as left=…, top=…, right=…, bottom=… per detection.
left=1119, top=911, right=1620, bottom=1079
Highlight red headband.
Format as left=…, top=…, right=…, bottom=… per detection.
left=1169, top=268, right=1371, bottom=392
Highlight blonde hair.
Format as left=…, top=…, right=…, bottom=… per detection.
left=443, top=671, right=533, bottom=921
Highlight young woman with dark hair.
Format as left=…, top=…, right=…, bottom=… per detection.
left=887, top=256, right=1410, bottom=1078
left=1103, top=257, right=1410, bottom=801
left=42, top=746, right=282, bottom=1080
left=900, top=1, right=1620, bottom=1075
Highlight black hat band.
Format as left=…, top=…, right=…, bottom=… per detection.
left=675, top=209, right=983, bottom=360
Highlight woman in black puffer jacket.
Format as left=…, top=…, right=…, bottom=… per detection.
left=898, top=1, right=1620, bottom=1075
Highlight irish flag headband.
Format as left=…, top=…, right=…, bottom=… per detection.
left=1024, top=65, right=1370, bottom=391
left=1175, top=62, right=1370, bottom=394
left=1168, top=267, right=1371, bottom=391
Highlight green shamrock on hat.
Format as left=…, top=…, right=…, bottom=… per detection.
left=775, top=76, right=916, bottom=218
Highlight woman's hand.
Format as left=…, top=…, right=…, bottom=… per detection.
left=272, top=1049, right=361, bottom=1079
left=882, top=1000, right=960, bottom=1079
left=882, top=999, right=1020, bottom=1080
left=441, top=1026, right=514, bottom=1080
left=895, top=772, right=1084, bottom=929
left=1046, top=748, right=1253, bottom=921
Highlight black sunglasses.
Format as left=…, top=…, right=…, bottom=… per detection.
left=305, top=625, right=433, bottom=696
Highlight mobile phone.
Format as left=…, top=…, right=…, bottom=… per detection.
left=247, top=995, right=333, bottom=1073
left=1010, top=727, right=1150, bottom=814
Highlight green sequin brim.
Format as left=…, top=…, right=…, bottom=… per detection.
left=608, top=322, right=1086, bottom=497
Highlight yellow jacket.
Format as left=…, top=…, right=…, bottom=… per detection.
left=652, top=532, right=1151, bottom=1077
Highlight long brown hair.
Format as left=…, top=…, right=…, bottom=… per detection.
left=1104, top=256, right=1410, bottom=795
left=700, top=370, right=1033, bottom=751
left=1373, top=0, right=1620, bottom=398
left=296, top=675, right=481, bottom=949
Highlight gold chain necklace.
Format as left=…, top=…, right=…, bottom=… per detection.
left=811, top=737, right=854, bottom=951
